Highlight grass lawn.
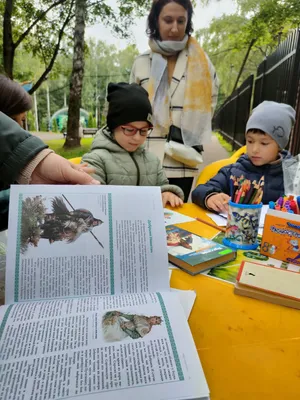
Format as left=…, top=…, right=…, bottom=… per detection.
left=213, top=132, right=234, bottom=156
left=45, top=138, right=93, bottom=159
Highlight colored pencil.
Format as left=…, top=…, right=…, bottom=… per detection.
left=229, top=176, right=264, bottom=205
left=196, top=217, right=226, bottom=233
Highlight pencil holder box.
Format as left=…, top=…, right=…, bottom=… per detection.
left=261, top=209, right=300, bottom=265
left=223, top=201, right=263, bottom=250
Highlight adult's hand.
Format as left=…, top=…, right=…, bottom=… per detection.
left=30, top=153, right=100, bottom=185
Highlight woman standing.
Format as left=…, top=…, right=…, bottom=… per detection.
left=130, top=0, right=219, bottom=201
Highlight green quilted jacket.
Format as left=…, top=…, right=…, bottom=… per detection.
left=82, top=127, right=184, bottom=199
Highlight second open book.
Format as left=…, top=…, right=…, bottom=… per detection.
left=0, top=185, right=209, bottom=400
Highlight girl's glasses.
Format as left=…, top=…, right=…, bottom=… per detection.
left=121, top=125, right=153, bottom=137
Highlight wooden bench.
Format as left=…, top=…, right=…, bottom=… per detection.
left=82, top=128, right=98, bottom=136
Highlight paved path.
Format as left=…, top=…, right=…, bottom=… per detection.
left=199, top=134, right=229, bottom=174
left=31, top=132, right=64, bottom=141
left=188, top=134, right=230, bottom=201
left=32, top=131, right=229, bottom=165
left=31, top=130, right=230, bottom=199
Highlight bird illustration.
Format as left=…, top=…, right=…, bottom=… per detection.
left=40, top=196, right=103, bottom=244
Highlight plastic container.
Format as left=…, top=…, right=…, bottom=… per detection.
left=223, top=201, right=263, bottom=250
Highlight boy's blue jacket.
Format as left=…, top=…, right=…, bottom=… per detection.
left=192, top=151, right=290, bottom=208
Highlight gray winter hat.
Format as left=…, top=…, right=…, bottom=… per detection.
left=246, top=101, right=296, bottom=149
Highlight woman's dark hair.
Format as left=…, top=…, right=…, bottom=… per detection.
left=147, top=0, right=194, bottom=40
left=0, top=74, right=32, bottom=117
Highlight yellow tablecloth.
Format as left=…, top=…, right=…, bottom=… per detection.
left=170, top=203, right=300, bottom=400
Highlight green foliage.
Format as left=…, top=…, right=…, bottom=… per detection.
left=40, top=118, right=47, bottom=132
left=20, top=196, right=47, bottom=254
left=213, top=132, right=234, bottom=155
left=26, top=110, right=36, bottom=132
left=22, top=40, right=138, bottom=135
left=82, top=39, right=139, bottom=115
left=52, top=119, right=58, bottom=133
left=88, top=113, right=96, bottom=128
left=4, top=0, right=148, bottom=84
left=45, top=138, right=93, bottom=158
left=197, top=0, right=300, bottom=96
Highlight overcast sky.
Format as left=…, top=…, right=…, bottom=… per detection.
left=86, top=0, right=237, bottom=52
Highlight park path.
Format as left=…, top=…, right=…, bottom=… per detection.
left=32, top=130, right=230, bottom=201
left=32, top=131, right=230, bottom=169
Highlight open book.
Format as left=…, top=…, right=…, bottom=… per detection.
left=0, top=185, right=209, bottom=400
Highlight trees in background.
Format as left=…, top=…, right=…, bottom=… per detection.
left=2, top=0, right=148, bottom=94
left=16, top=41, right=138, bottom=133
left=1, top=0, right=146, bottom=144
left=65, top=0, right=87, bottom=149
left=197, top=0, right=300, bottom=97
left=2, top=0, right=73, bottom=91
left=5, top=0, right=299, bottom=142
left=64, top=0, right=148, bottom=147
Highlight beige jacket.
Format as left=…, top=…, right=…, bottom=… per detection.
left=130, top=46, right=219, bottom=178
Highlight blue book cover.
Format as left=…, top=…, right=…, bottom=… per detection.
left=166, top=225, right=235, bottom=271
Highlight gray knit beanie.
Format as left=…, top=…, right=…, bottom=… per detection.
left=246, top=101, right=296, bottom=149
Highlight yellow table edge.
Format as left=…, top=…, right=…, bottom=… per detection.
left=169, top=203, right=300, bottom=400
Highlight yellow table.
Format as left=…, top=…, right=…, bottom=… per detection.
left=170, top=203, right=300, bottom=400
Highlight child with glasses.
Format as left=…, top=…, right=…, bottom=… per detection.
left=82, top=82, right=184, bottom=207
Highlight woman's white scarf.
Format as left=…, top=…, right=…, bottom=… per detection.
left=148, top=35, right=212, bottom=147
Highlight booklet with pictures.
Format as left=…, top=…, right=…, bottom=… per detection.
left=0, top=185, right=209, bottom=400
left=167, top=225, right=236, bottom=275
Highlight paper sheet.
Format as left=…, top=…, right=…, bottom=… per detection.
left=171, top=289, right=197, bottom=320
left=206, top=213, right=227, bottom=226
left=169, top=269, right=196, bottom=319
left=164, top=209, right=195, bottom=226
left=169, top=269, right=196, bottom=320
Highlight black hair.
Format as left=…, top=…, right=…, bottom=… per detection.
left=146, top=0, right=193, bottom=40
left=0, top=74, right=32, bottom=117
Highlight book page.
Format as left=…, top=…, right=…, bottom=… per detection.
left=6, top=185, right=169, bottom=304
left=164, top=209, right=195, bottom=226
left=0, top=292, right=208, bottom=400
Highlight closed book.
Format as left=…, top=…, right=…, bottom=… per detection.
left=166, top=225, right=236, bottom=275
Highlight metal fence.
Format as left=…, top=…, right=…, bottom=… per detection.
left=214, top=29, right=300, bottom=154
left=213, top=75, right=254, bottom=149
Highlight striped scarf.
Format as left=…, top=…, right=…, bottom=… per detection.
left=148, top=36, right=212, bottom=147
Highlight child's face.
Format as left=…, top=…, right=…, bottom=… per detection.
left=11, top=111, right=26, bottom=127
left=246, top=131, right=280, bottom=166
left=114, top=121, right=150, bottom=152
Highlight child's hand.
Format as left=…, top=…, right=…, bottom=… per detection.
left=206, top=193, right=230, bottom=213
left=162, top=192, right=184, bottom=208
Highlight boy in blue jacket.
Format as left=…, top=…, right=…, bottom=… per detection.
left=192, top=101, right=296, bottom=213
